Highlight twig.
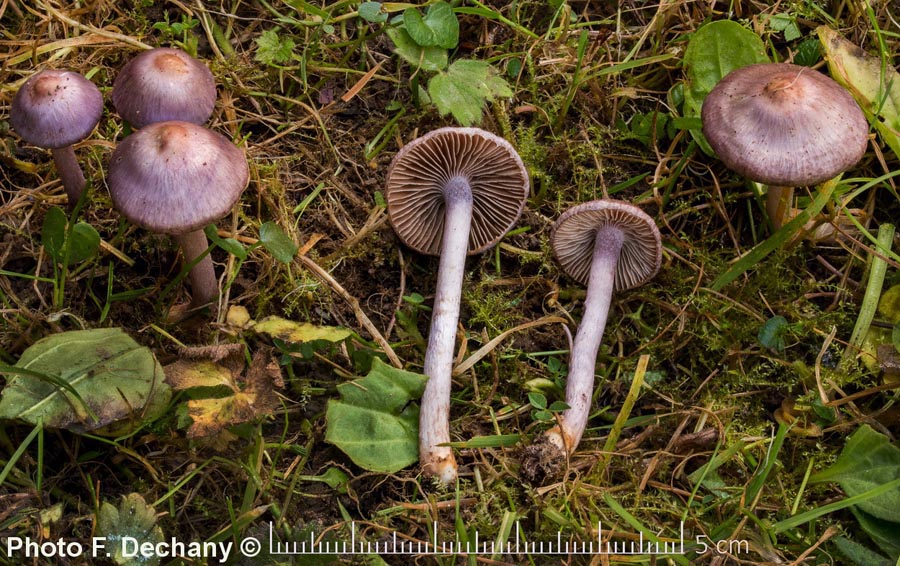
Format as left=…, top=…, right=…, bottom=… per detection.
left=294, top=252, right=402, bottom=368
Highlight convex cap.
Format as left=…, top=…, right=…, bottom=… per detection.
left=112, top=48, right=216, bottom=128
left=552, top=200, right=661, bottom=291
left=108, top=121, right=248, bottom=235
left=386, top=127, right=530, bottom=255
left=701, top=63, right=868, bottom=186
left=10, top=70, right=103, bottom=149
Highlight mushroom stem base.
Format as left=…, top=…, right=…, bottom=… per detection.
left=174, top=230, right=219, bottom=314
left=51, top=146, right=86, bottom=207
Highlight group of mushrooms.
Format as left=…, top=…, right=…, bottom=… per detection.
left=11, top=47, right=248, bottom=316
left=10, top=46, right=870, bottom=484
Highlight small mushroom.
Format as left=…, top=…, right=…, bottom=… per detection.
left=10, top=69, right=103, bottom=206
left=385, top=127, right=529, bottom=483
left=112, top=48, right=216, bottom=129
left=522, top=200, right=661, bottom=483
left=701, top=62, right=868, bottom=229
left=108, top=121, right=248, bottom=316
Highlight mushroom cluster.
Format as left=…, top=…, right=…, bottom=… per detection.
left=701, top=63, right=868, bottom=228
left=10, top=47, right=243, bottom=318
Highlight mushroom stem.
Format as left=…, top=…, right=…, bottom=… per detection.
left=50, top=146, right=86, bottom=207
left=766, top=185, right=794, bottom=230
left=555, top=225, right=624, bottom=453
left=174, top=229, right=219, bottom=312
left=420, top=176, right=473, bottom=483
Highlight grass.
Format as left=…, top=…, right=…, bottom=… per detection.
left=2, top=0, right=900, bottom=565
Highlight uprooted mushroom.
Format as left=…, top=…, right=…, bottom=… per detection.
left=385, top=127, right=529, bottom=483
left=522, top=199, right=661, bottom=484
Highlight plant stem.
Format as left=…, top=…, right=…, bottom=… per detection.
left=557, top=225, right=623, bottom=452
left=51, top=146, right=86, bottom=207
left=420, top=176, right=473, bottom=483
left=174, top=230, right=218, bottom=313
left=844, top=222, right=895, bottom=367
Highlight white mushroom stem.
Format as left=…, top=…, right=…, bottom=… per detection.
left=766, top=185, right=794, bottom=229
left=50, top=146, right=86, bottom=206
left=546, top=225, right=623, bottom=454
left=420, top=176, right=473, bottom=483
left=174, top=230, right=219, bottom=312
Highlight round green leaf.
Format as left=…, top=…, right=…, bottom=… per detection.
left=0, top=328, right=171, bottom=434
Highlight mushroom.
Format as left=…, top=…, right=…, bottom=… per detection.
left=108, top=121, right=248, bottom=315
left=701, top=62, right=868, bottom=229
left=10, top=69, right=103, bottom=206
left=385, top=127, right=529, bottom=482
left=522, top=200, right=661, bottom=482
left=112, top=48, right=216, bottom=129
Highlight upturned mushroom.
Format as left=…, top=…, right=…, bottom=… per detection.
left=701, top=62, right=868, bottom=229
left=10, top=69, right=103, bottom=206
left=523, top=200, right=661, bottom=482
left=112, top=48, right=216, bottom=129
left=385, top=127, right=529, bottom=483
left=108, top=121, right=248, bottom=316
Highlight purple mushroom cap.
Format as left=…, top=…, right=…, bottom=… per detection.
left=112, top=48, right=216, bottom=129
left=10, top=70, right=103, bottom=149
left=701, top=63, right=868, bottom=186
left=108, top=121, right=249, bottom=235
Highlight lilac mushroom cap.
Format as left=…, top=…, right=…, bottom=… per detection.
left=10, top=69, right=103, bottom=149
left=701, top=63, right=868, bottom=187
left=108, top=121, right=248, bottom=234
left=112, top=48, right=216, bottom=129
left=386, top=127, right=530, bottom=256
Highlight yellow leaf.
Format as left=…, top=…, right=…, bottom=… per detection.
left=164, top=359, right=237, bottom=392
left=251, top=316, right=352, bottom=344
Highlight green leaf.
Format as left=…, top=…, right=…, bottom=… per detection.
left=758, top=315, right=789, bottom=352
left=851, top=507, right=900, bottom=560
left=0, top=328, right=171, bottom=435
left=97, top=493, right=165, bottom=566
left=325, top=358, right=427, bottom=473
left=818, top=25, right=900, bottom=159
left=259, top=221, right=298, bottom=263
left=358, top=1, right=388, bottom=23
left=527, top=391, right=547, bottom=409
left=204, top=224, right=247, bottom=260
left=428, top=59, right=512, bottom=126
left=68, top=223, right=101, bottom=264
left=811, top=425, right=900, bottom=522
left=833, top=535, right=894, bottom=566
left=424, top=2, right=459, bottom=49
left=41, top=206, right=67, bottom=261
left=683, top=20, right=770, bottom=153
left=794, top=37, right=822, bottom=67
left=254, top=28, right=295, bottom=66
left=41, top=207, right=100, bottom=266
left=251, top=316, right=352, bottom=344
left=385, top=26, right=447, bottom=71
left=403, top=7, right=435, bottom=47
